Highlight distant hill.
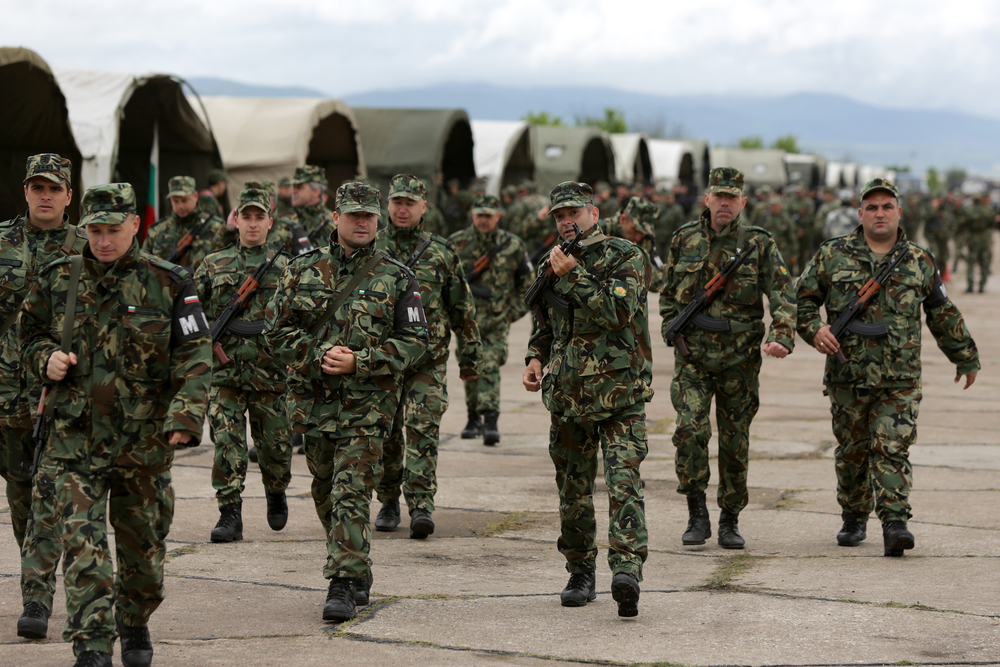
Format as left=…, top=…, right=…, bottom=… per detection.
left=186, top=77, right=327, bottom=99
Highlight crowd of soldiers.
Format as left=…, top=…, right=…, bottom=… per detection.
left=0, top=151, right=989, bottom=666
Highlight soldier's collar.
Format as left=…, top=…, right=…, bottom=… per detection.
left=24, top=213, right=70, bottom=234
left=580, top=231, right=606, bottom=247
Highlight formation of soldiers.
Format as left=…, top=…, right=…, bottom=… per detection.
left=0, top=152, right=989, bottom=665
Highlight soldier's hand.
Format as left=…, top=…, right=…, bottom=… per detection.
left=955, top=371, right=977, bottom=389
left=226, top=209, right=238, bottom=231
left=812, top=325, right=839, bottom=355
left=322, top=345, right=357, bottom=375
left=537, top=205, right=550, bottom=221
left=523, top=359, right=543, bottom=392
left=762, top=342, right=789, bottom=359
left=46, top=351, right=77, bottom=381
left=550, top=246, right=578, bottom=278
left=168, top=431, right=193, bottom=447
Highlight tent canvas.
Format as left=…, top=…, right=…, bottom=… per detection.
left=530, top=125, right=614, bottom=192
left=647, top=139, right=697, bottom=190
left=709, top=147, right=788, bottom=187
left=608, top=133, right=652, bottom=185
left=470, top=120, right=532, bottom=196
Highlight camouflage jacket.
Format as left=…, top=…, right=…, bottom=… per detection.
left=283, top=202, right=337, bottom=249
left=143, top=209, right=227, bottom=271
left=957, top=203, right=996, bottom=241
left=600, top=218, right=666, bottom=293
left=654, top=203, right=686, bottom=256
left=448, top=225, right=533, bottom=332
left=796, top=227, right=980, bottom=386
left=0, top=215, right=88, bottom=418
left=526, top=232, right=654, bottom=419
left=20, top=241, right=212, bottom=471
left=267, top=217, right=313, bottom=257
left=264, top=239, right=428, bottom=438
left=376, top=221, right=481, bottom=373
left=194, top=242, right=289, bottom=392
left=660, top=211, right=796, bottom=371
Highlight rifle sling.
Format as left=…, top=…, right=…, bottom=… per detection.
left=44, top=254, right=83, bottom=419
left=405, top=232, right=433, bottom=269
left=309, top=253, right=383, bottom=337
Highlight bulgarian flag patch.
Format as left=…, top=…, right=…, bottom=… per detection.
left=184, top=295, right=200, bottom=304
left=127, top=306, right=137, bottom=313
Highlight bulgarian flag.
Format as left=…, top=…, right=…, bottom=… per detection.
left=142, top=121, right=159, bottom=242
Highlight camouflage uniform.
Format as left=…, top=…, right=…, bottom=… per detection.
left=20, top=183, right=211, bottom=658
left=923, top=199, right=953, bottom=275
left=449, top=194, right=532, bottom=419
left=796, top=186, right=980, bottom=530
left=654, top=197, right=686, bottom=261
left=959, top=198, right=994, bottom=293
left=526, top=182, right=653, bottom=584
left=660, top=170, right=795, bottom=522
left=281, top=165, right=337, bottom=249
left=143, top=176, right=227, bottom=271
left=374, top=175, right=481, bottom=518
left=194, top=190, right=292, bottom=522
left=602, top=197, right=667, bottom=293
left=753, top=197, right=799, bottom=274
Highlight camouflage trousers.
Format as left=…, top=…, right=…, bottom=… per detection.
left=548, top=403, right=648, bottom=580
left=53, top=464, right=174, bottom=655
left=925, top=232, right=950, bottom=272
left=670, top=357, right=761, bottom=514
left=463, top=321, right=510, bottom=413
left=828, top=384, right=921, bottom=523
left=377, top=362, right=447, bottom=513
left=20, top=457, right=63, bottom=611
left=1, top=401, right=32, bottom=548
left=209, top=386, right=292, bottom=508
left=307, top=432, right=383, bottom=580
left=966, top=240, right=992, bottom=290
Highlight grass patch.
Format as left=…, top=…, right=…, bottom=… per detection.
left=768, top=489, right=802, bottom=510
left=695, top=553, right=762, bottom=591
left=164, top=544, right=198, bottom=562
left=473, top=511, right=528, bottom=537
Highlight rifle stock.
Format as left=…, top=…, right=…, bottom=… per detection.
left=210, top=244, right=283, bottom=365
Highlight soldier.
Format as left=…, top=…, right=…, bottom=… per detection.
left=264, top=181, right=428, bottom=622
left=923, top=197, right=953, bottom=282
left=522, top=182, right=653, bottom=618
left=275, top=176, right=294, bottom=219
left=198, top=167, right=228, bottom=217
left=660, top=168, right=795, bottom=550
left=449, top=194, right=532, bottom=444
left=0, top=155, right=88, bottom=641
left=20, top=183, right=211, bottom=667
left=194, top=188, right=292, bottom=543
left=283, top=165, right=336, bottom=249
left=372, top=174, right=481, bottom=537
left=960, top=194, right=994, bottom=293
left=143, top=175, right=226, bottom=272
left=653, top=188, right=686, bottom=259
left=796, top=178, right=980, bottom=556
left=602, top=197, right=667, bottom=292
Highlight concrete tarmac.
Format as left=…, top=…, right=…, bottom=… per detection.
left=2, top=252, right=998, bottom=666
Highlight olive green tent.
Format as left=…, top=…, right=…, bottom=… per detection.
left=530, top=126, right=614, bottom=193
left=350, top=107, right=475, bottom=200
left=0, top=47, right=83, bottom=223
left=709, top=147, right=788, bottom=188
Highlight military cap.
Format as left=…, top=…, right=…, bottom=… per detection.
left=549, top=181, right=594, bottom=213
left=388, top=174, right=427, bottom=201
left=707, top=167, right=745, bottom=195
left=237, top=188, right=271, bottom=215
left=860, top=177, right=900, bottom=201
left=291, top=165, right=328, bottom=188
left=244, top=180, right=276, bottom=199
left=167, top=175, right=197, bottom=198
left=79, top=183, right=136, bottom=226
left=24, top=153, right=72, bottom=186
left=520, top=180, right=539, bottom=194
left=594, top=181, right=612, bottom=193
left=622, top=197, right=658, bottom=238
left=278, top=176, right=292, bottom=188
left=335, top=181, right=381, bottom=215
left=207, top=168, right=227, bottom=185
left=471, top=193, right=501, bottom=215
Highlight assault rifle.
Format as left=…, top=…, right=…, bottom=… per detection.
left=828, top=244, right=910, bottom=364
left=464, top=238, right=509, bottom=299
left=166, top=212, right=215, bottom=264
left=210, top=243, right=284, bottom=365
left=523, top=223, right=590, bottom=329
left=663, top=240, right=758, bottom=357
left=28, top=387, right=52, bottom=477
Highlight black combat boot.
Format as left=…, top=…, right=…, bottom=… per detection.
left=355, top=570, right=374, bottom=607
left=409, top=507, right=435, bottom=539
left=323, top=577, right=356, bottom=622
left=611, top=572, right=640, bottom=617
left=374, top=497, right=401, bottom=532
left=717, top=510, right=745, bottom=549
left=210, top=502, right=243, bottom=542
left=116, top=616, right=154, bottom=667
left=836, top=513, right=868, bottom=547
left=74, top=651, right=112, bottom=667
left=882, top=520, right=915, bottom=557
left=17, top=601, right=50, bottom=639
left=682, top=492, right=712, bottom=545
left=461, top=409, right=482, bottom=439
left=265, top=488, right=288, bottom=531
left=560, top=570, right=596, bottom=607
left=482, top=410, right=500, bottom=446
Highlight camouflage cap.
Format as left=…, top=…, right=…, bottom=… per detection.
left=549, top=181, right=594, bottom=213
left=24, top=153, right=72, bottom=186
left=389, top=174, right=427, bottom=201
left=520, top=180, right=539, bottom=194
left=244, top=180, right=276, bottom=199
left=471, top=193, right=501, bottom=215
left=622, top=197, right=659, bottom=237
left=207, top=168, right=228, bottom=185
left=291, top=165, right=328, bottom=188
left=707, top=167, right=745, bottom=195
left=167, top=175, right=197, bottom=198
left=860, top=177, right=900, bottom=201
left=335, top=181, right=381, bottom=215
left=277, top=176, right=292, bottom=188
left=80, top=183, right=136, bottom=226
left=237, top=188, right=271, bottom=215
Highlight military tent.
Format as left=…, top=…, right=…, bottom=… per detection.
left=351, top=107, right=475, bottom=200
left=857, top=165, right=886, bottom=185
left=530, top=126, right=614, bottom=193
left=54, top=68, right=224, bottom=222
left=709, top=147, right=788, bottom=188
left=825, top=162, right=859, bottom=189
left=648, top=139, right=697, bottom=190
left=470, top=120, right=533, bottom=196
left=0, top=47, right=82, bottom=222
left=609, top=133, right=652, bottom=186
left=195, top=96, right=364, bottom=200
left=784, top=154, right=826, bottom=189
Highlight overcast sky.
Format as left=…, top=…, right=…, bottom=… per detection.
left=6, top=0, right=1000, bottom=119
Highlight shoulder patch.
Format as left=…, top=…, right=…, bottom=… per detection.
left=145, top=253, right=190, bottom=283
left=431, top=235, right=456, bottom=250
left=0, top=217, right=19, bottom=228
left=605, top=236, right=636, bottom=253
